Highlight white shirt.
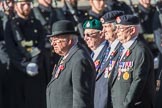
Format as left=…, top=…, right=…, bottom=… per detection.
left=106, top=39, right=120, bottom=61
left=92, top=41, right=107, bottom=61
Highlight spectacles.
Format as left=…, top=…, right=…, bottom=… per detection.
left=116, top=26, right=131, bottom=31
left=49, top=38, right=67, bottom=44
left=84, top=31, right=100, bottom=37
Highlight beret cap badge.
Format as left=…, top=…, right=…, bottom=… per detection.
left=100, top=18, right=105, bottom=24
left=116, top=17, right=121, bottom=23
left=86, top=22, right=91, bottom=28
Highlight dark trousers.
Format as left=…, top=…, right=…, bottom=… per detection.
left=6, top=63, right=47, bottom=108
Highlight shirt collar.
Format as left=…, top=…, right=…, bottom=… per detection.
left=93, top=41, right=107, bottom=54
left=92, top=41, right=107, bottom=61
left=122, top=36, right=137, bottom=49
left=110, top=39, right=119, bottom=49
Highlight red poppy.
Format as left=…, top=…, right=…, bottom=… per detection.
left=94, top=60, right=100, bottom=67
left=126, top=50, right=131, bottom=57
left=59, top=65, right=64, bottom=71
left=111, top=50, right=117, bottom=56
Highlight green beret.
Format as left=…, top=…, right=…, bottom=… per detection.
left=83, top=19, right=103, bottom=30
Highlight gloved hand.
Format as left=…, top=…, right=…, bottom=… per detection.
left=26, top=63, right=39, bottom=76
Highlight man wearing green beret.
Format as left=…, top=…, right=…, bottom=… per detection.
left=4, top=0, right=47, bottom=107
left=83, top=19, right=108, bottom=68
left=83, top=19, right=110, bottom=107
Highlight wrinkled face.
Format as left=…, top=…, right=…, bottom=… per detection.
left=116, top=25, right=133, bottom=43
left=37, top=0, right=52, bottom=7
left=84, top=29, right=104, bottom=50
left=66, top=0, right=77, bottom=6
left=139, top=0, right=151, bottom=4
left=102, top=23, right=117, bottom=43
left=90, top=0, right=105, bottom=12
left=15, top=1, right=32, bottom=17
left=139, top=0, right=151, bottom=7
left=49, top=35, right=71, bottom=56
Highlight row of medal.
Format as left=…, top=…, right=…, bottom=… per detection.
left=117, top=61, right=134, bottom=80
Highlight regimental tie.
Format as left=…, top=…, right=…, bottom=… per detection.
left=99, top=46, right=111, bottom=72
left=117, top=46, right=124, bottom=80
left=91, top=51, right=94, bottom=59
left=118, top=46, right=124, bottom=61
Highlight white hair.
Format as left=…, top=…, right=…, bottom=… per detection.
left=70, top=34, right=78, bottom=44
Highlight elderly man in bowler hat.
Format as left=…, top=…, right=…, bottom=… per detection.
left=46, top=20, right=96, bottom=108
left=83, top=19, right=110, bottom=108
left=110, top=15, right=156, bottom=108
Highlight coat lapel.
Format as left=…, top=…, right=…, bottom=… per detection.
left=47, top=44, right=80, bottom=87
left=96, top=42, right=121, bottom=81
left=94, top=42, right=109, bottom=79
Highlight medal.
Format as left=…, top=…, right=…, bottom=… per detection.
left=156, top=80, right=161, bottom=91
left=104, top=68, right=109, bottom=78
left=118, top=71, right=122, bottom=80
left=123, top=72, right=130, bottom=80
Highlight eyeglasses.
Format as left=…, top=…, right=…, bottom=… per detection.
left=84, top=31, right=100, bottom=37
left=116, top=26, right=131, bottom=31
left=49, top=38, right=67, bottom=44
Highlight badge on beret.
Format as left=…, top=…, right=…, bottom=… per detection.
left=100, top=18, right=105, bottom=24
left=123, top=72, right=129, bottom=80
left=89, top=16, right=93, bottom=20
left=116, top=17, right=121, bottom=23
left=86, top=21, right=91, bottom=27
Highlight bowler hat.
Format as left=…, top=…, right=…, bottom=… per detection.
left=47, top=20, right=77, bottom=37
left=101, top=10, right=124, bottom=24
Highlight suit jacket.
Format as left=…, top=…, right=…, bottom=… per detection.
left=46, top=44, right=96, bottom=108
left=93, top=41, right=109, bottom=74
left=111, top=37, right=156, bottom=108
left=94, top=42, right=121, bottom=108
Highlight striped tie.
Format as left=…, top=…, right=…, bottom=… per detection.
left=99, top=46, right=111, bottom=71
left=118, top=46, right=124, bottom=61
